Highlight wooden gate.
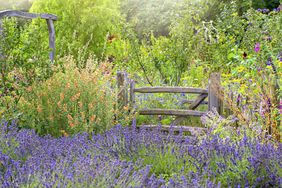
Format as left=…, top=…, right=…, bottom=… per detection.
left=117, top=72, right=223, bottom=135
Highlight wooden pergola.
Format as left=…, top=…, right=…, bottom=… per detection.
left=0, top=10, right=57, bottom=63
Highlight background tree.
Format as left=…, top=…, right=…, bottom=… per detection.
left=30, top=0, right=123, bottom=63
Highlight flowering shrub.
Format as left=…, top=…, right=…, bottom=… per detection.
left=18, top=57, right=116, bottom=137
left=0, top=120, right=281, bottom=187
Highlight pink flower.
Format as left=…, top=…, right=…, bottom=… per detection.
left=254, top=43, right=260, bottom=53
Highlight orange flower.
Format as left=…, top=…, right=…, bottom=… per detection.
left=26, top=86, right=33, bottom=92
left=71, top=93, right=81, bottom=101
left=69, top=122, right=75, bottom=128
left=63, top=104, right=67, bottom=112
left=78, top=102, right=83, bottom=108
left=37, top=105, right=43, bottom=113
left=60, top=92, right=65, bottom=101
left=67, top=114, right=73, bottom=121
left=89, top=103, right=94, bottom=109
left=90, top=115, right=96, bottom=122
left=80, top=112, right=85, bottom=120
left=49, top=115, right=54, bottom=121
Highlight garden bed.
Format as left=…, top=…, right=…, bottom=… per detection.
left=0, top=120, right=281, bottom=187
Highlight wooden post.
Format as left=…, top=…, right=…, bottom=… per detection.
left=117, top=71, right=128, bottom=110
left=0, top=19, right=3, bottom=59
left=129, top=79, right=136, bottom=109
left=46, top=19, right=55, bottom=63
left=208, top=73, right=223, bottom=115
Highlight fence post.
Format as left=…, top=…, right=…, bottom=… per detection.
left=117, top=71, right=128, bottom=110
left=208, top=72, right=223, bottom=115
left=129, top=79, right=136, bottom=109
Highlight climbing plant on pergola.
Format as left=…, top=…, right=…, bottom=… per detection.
left=0, top=10, right=57, bottom=63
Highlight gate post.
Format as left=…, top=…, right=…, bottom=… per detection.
left=117, top=71, right=129, bottom=110
left=208, top=72, right=223, bottom=115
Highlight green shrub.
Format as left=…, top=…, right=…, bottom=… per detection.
left=0, top=17, right=54, bottom=121
left=18, top=57, right=116, bottom=137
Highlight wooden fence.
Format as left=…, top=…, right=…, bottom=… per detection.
left=117, top=71, right=223, bottom=134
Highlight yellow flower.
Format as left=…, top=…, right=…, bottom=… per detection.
left=66, top=83, right=71, bottom=89
left=237, top=66, right=245, bottom=73
left=123, top=106, right=129, bottom=111
left=60, top=130, right=69, bottom=137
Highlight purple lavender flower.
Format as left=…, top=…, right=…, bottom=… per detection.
left=266, top=57, right=272, bottom=66
left=262, top=9, right=269, bottom=13
left=277, top=52, right=282, bottom=62
left=0, top=120, right=281, bottom=187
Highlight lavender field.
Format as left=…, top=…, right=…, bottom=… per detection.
left=0, top=120, right=281, bottom=187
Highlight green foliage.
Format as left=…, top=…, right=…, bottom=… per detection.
left=0, top=18, right=53, bottom=121
left=18, top=57, right=116, bottom=137
left=252, top=0, right=280, bottom=10
left=121, top=143, right=197, bottom=180
left=30, top=0, right=123, bottom=61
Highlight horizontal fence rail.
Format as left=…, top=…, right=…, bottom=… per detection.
left=140, top=125, right=207, bottom=136
left=139, top=109, right=206, bottom=116
left=134, top=87, right=208, bottom=94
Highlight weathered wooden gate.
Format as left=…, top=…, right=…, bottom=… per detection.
left=117, top=71, right=223, bottom=135
left=0, top=10, right=57, bottom=62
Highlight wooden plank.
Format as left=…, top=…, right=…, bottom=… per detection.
left=0, top=19, right=3, bottom=59
left=129, top=79, right=136, bottom=108
left=140, top=125, right=207, bottom=135
left=181, top=100, right=208, bottom=105
left=171, top=116, right=187, bottom=125
left=139, top=109, right=206, bottom=116
left=188, top=93, right=208, bottom=110
left=46, top=19, right=55, bottom=63
left=0, top=10, right=57, bottom=20
left=134, top=87, right=208, bottom=94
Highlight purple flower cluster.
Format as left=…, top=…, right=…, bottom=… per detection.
left=257, top=8, right=270, bottom=13
left=0, top=120, right=281, bottom=187
left=257, top=8, right=280, bottom=13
